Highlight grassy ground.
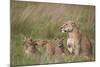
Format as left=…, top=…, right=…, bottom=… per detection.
left=11, top=1, right=95, bottom=66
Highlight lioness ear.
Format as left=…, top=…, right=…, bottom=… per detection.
left=72, top=22, right=80, bottom=29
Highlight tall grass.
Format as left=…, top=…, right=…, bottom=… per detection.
left=11, top=1, right=95, bottom=66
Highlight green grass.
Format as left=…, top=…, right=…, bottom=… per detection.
left=11, top=1, right=95, bottom=66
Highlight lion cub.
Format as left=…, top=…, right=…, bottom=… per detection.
left=54, top=38, right=70, bottom=56
left=33, top=39, right=55, bottom=55
left=33, top=38, right=70, bottom=56
left=23, top=36, right=40, bottom=57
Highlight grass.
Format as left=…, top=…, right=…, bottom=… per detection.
left=11, top=1, right=95, bottom=66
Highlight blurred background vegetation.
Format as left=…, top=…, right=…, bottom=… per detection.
left=11, top=1, right=95, bottom=66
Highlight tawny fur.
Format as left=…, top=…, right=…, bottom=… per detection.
left=33, top=39, right=47, bottom=46
left=23, top=36, right=40, bottom=57
left=33, top=39, right=55, bottom=55
left=54, top=38, right=70, bottom=56
left=33, top=38, right=70, bottom=56
left=60, top=20, right=92, bottom=56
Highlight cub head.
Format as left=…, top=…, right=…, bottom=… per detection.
left=23, top=36, right=33, bottom=45
left=23, top=36, right=33, bottom=49
left=33, top=39, right=47, bottom=46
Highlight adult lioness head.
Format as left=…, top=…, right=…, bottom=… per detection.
left=60, top=20, right=77, bottom=32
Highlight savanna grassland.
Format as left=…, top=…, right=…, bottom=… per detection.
left=11, top=1, right=95, bottom=66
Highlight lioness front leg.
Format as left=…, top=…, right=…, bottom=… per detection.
left=74, top=44, right=80, bottom=55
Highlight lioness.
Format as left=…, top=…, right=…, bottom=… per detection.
left=60, top=20, right=92, bottom=56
